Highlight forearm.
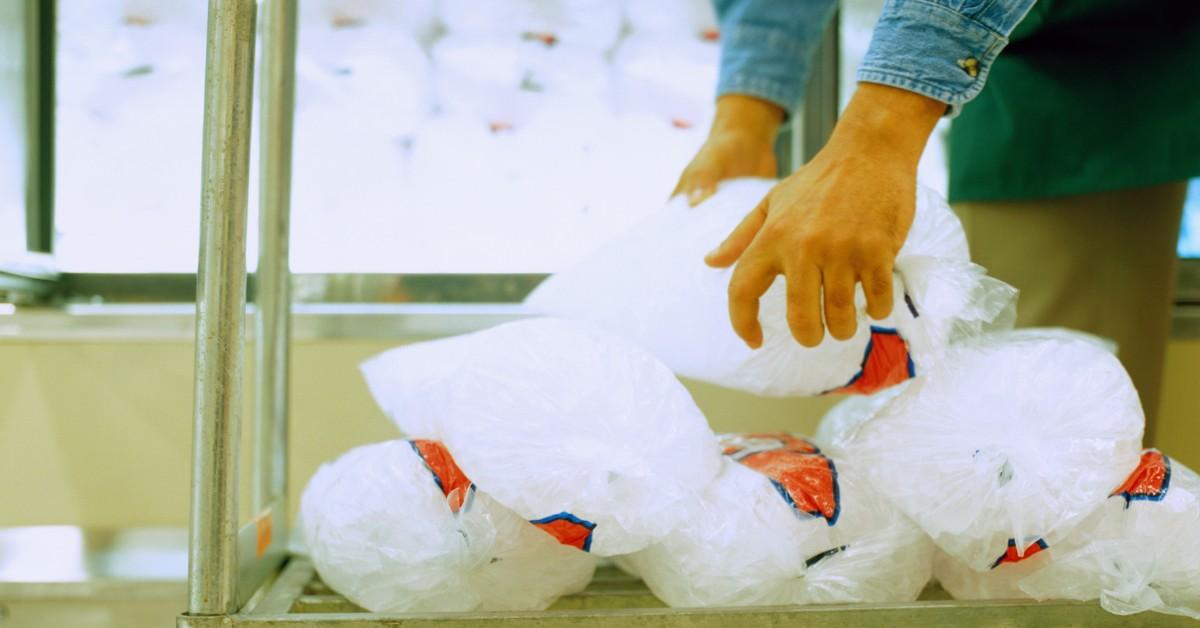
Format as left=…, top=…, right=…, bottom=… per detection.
left=827, top=83, right=945, bottom=167
left=711, top=94, right=785, bottom=145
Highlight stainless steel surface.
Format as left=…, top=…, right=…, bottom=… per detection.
left=236, top=501, right=288, bottom=607
left=57, top=272, right=548, bottom=304
left=0, top=526, right=186, bottom=628
left=0, top=303, right=529, bottom=341
left=212, top=558, right=1193, bottom=627
left=4, top=302, right=1200, bottom=340
left=189, top=0, right=257, bottom=617
left=254, top=0, right=297, bottom=533
left=0, top=526, right=187, bottom=585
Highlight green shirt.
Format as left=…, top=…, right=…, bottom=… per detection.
left=947, top=1, right=1200, bottom=203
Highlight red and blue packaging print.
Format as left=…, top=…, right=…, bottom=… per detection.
left=722, top=433, right=841, bottom=526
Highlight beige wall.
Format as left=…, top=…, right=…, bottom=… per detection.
left=0, top=338, right=1196, bottom=528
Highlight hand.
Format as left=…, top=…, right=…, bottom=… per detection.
left=672, top=95, right=784, bottom=206
left=704, top=83, right=945, bottom=348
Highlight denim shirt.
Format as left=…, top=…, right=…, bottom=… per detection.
left=715, top=0, right=1038, bottom=116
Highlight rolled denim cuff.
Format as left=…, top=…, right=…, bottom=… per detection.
left=856, top=0, right=1011, bottom=117
left=716, top=23, right=816, bottom=115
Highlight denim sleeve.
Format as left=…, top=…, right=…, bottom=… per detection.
left=714, top=0, right=839, bottom=115
left=857, top=0, right=1038, bottom=115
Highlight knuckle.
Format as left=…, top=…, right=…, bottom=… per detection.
left=855, top=232, right=893, bottom=254
left=867, top=272, right=894, bottom=296
left=825, top=290, right=855, bottom=311
left=728, top=279, right=757, bottom=302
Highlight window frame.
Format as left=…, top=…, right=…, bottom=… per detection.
left=0, top=0, right=56, bottom=301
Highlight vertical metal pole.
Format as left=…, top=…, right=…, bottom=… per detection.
left=188, top=0, right=257, bottom=617
left=776, top=8, right=841, bottom=174
left=799, top=8, right=840, bottom=164
left=253, top=0, right=297, bottom=521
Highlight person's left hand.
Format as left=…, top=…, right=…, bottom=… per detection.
left=672, top=94, right=785, bottom=206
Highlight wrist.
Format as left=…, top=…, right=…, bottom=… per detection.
left=711, top=94, right=785, bottom=146
left=828, top=83, right=945, bottom=165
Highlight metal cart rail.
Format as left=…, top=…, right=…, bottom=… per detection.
left=179, top=2, right=1193, bottom=626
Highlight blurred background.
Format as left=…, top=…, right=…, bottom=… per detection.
left=0, top=1, right=1198, bottom=626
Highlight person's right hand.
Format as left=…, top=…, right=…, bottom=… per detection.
left=703, top=83, right=945, bottom=348
left=672, top=95, right=785, bottom=206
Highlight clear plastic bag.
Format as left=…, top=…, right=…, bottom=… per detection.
left=1020, top=451, right=1200, bottom=619
left=622, top=434, right=934, bottom=607
left=300, top=439, right=596, bottom=613
left=526, top=179, right=1014, bottom=397
left=847, top=329, right=1144, bottom=572
left=360, top=318, right=724, bottom=556
left=623, top=0, right=718, bottom=39
left=813, top=384, right=908, bottom=456
left=933, top=450, right=1200, bottom=620
left=439, top=0, right=624, bottom=51
left=612, top=35, right=719, bottom=129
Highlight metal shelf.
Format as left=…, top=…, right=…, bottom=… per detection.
left=173, top=559, right=1193, bottom=627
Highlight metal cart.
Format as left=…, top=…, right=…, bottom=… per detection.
left=180, top=2, right=1192, bottom=626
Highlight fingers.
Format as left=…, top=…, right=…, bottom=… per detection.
left=821, top=265, right=858, bottom=341
left=705, top=197, right=767, bottom=268
left=862, top=262, right=895, bottom=320
left=727, top=253, right=779, bottom=349
left=688, top=183, right=717, bottom=207
left=671, top=168, right=718, bottom=206
left=785, top=262, right=823, bottom=347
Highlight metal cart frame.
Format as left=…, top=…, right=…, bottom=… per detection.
left=180, top=2, right=1190, bottom=626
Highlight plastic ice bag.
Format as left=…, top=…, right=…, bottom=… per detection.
left=613, top=35, right=719, bottom=129
left=526, top=179, right=1013, bottom=397
left=813, top=384, right=908, bottom=455
left=360, top=318, right=724, bottom=556
left=1019, top=450, right=1200, bottom=618
left=431, top=35, right=611, bottom=128
left=300, top=0, right=437, bottom=41
left=439, top=0, right=624, bottom=51
left=847, top=329, right=1145, bottom=572
left=622, top=433, right=934, bottom=607
left=300, top=439, right=596, bottom=613
left=624, top=0, right=719, bottom=39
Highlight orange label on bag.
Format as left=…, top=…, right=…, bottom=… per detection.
left=722, top=434, right=840, bottom=525
left=530, top=512, right=597, bottom=552
left=828, top=326, right=914, bottom=395
left=1111, top=450, right=1171, bottom=507
left=992, top=538, right=1047, bottom=569
left=409, top=439, right=474, bottom=513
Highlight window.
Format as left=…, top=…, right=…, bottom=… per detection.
left=53, top=1, right=721, bottom=275
left=18, top=1, right=1200, bottom=308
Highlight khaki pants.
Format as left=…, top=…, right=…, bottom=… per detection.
left=954, top=182, right=1188, bottom=444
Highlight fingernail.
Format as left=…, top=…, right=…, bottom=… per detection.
left=688, top=188, right=706, bottom=205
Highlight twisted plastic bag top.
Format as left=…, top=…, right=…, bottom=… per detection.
left=360, top=318, right=723, bottom=556
left=847, top=329, right=1144, bottom=572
